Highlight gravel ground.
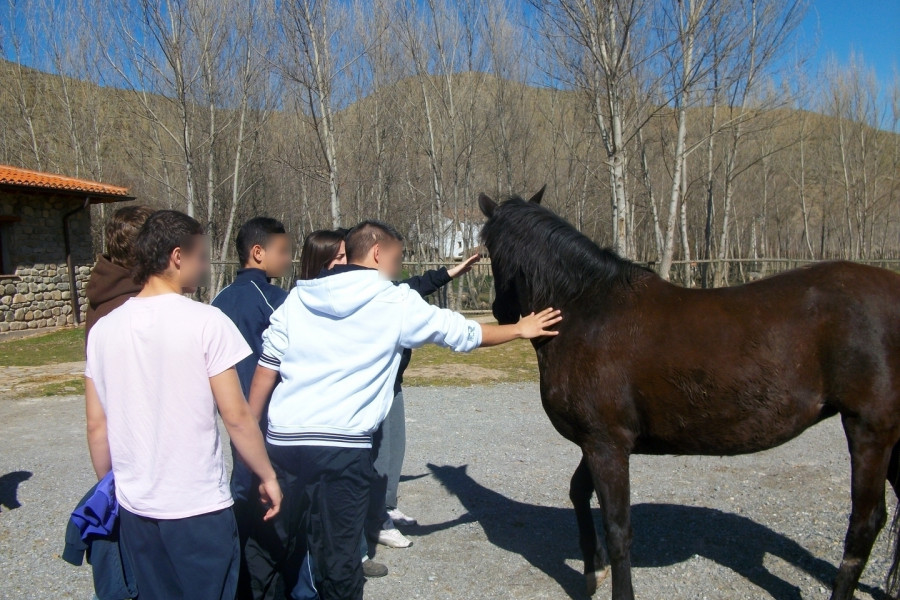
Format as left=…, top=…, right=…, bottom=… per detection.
left=0, top=383, right=895, bottom=600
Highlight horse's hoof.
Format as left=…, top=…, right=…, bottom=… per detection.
left=584, top=566, right=611, bottom=596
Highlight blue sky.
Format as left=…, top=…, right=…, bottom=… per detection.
left=1, top=0, right=897, bottom=93
left=800, top=0, right=899, bottom=85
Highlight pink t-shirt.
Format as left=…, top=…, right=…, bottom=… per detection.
left=85, top=293, right=251, bottom=519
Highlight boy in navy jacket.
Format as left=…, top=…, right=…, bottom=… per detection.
left=213, top=218, right=291, bottom=397
left=212, top=217, right=292, bottom=600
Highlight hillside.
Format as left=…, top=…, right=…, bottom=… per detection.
left=1, top=59, right=898, bottom=266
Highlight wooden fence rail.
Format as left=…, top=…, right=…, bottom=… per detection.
left=206, top=258, right=900, bottom=314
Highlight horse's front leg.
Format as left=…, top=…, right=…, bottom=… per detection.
left=584, top=445, right=635, bottom=600
left=570, top=456, right=610, bottom=595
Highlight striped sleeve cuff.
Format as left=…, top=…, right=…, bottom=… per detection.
left=259, top=353, right=281, bottom=369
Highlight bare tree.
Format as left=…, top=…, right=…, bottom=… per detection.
left=531, top=0, right=653, bottom=256
left=821, top=53, right=893, bottom=260
left=212, top=1, right=276, bottom=292
left=2, top=0, right=45, bottom=169
left=278, top=0, right=347, bottom=228
left=656, top=0, right=711, bottom=279
left=712, top=0, right=805, bottom=284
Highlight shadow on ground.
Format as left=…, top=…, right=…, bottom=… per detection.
left=405, top=463, right=888, bottom=600
left=0, top=470, right=32, bottom=512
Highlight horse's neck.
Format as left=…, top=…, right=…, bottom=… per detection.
left=516, top=281, right=577, bottom=315
left=515, top=262, right=655, bottom=314
left=513, top=273, right=541, bottom=314
left=513, top=261, right=597, bottom=311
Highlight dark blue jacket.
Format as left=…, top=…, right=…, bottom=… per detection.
left=395, top=267, right=452, bottom=394
left=212, top=268, right=289, bottom=397
left=211, top=268, right=288, bottom=499
left=62, top=480, right=137, bottom=600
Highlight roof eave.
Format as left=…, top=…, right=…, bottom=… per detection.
left=0, top=183, right=135, bottom=203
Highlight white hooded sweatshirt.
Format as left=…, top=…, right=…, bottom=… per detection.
left=259, top=265, right=482, bottom=448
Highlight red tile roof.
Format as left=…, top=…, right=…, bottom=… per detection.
left=0, top=164, right=134, bottom=201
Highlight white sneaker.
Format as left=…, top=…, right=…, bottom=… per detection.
left=378, top=519, right=413, bottom=548
left=387, top=508, right=418, bottom=527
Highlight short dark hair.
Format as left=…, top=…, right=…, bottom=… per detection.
left=299, top=229, right=345, bottom=280
left=105, top=205, right=155, bottom=268
left=236, top=217, right=287, bottom=266
left=133, top=210, right=204, bottom=285
left=345, top=221, right=403, bottom=262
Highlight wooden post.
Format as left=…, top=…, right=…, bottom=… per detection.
left=62, top=197, right=91, bottom=325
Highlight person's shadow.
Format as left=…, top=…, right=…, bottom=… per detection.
left=0, top=471, right=32, bottom=512
left=406, top=463, right=888, bottom=600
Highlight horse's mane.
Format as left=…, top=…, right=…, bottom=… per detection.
left=480, top=197, right=654, bottom=307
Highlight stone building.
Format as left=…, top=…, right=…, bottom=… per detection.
left=0, top=165, right=134, bottom=332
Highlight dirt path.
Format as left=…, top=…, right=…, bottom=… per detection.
left=0, top=361, right=84, bottom=399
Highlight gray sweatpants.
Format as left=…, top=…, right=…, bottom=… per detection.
left=373, top=391, right=405, bottom=510
left=365, top=392, right=407, bottom=554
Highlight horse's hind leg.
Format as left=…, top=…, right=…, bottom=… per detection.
left=830, top=416, right=894, bottom=600
left=570, top=456, right=609, bottom=595
left=884, top=441, right=900, bottom=599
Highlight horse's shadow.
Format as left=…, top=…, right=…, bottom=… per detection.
left=406, top=463, right=887, bottom=600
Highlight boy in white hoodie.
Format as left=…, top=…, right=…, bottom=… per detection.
left=248, top=221, right=560, bottom=600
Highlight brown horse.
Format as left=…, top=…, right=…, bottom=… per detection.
left=478, top=188, right=900, bottom=600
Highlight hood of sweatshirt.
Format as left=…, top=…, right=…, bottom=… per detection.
left=85, top=255, right=142, bottom=309
left=293, top=266, right=395, bottom=319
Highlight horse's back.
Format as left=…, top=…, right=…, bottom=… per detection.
left=696, top=260, right=899, bottom=305
left=684, top=261, right=900, bottom=347
left=733, top=262, right=900, bottom=385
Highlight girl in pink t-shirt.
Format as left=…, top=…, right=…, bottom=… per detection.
left=84, top=210, right=282, bottom=600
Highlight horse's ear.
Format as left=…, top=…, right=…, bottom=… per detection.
left=479, top=193, right=497, bottom=217
left=528, top=185, right=547, bottom=204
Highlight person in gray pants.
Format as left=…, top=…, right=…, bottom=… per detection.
left=368, top=253, right=481, bottom=550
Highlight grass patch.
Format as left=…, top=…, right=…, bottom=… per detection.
left=35, top=377, right=85, bottom=397
left=404, top=338, right=538, bottom=387
left=0, top=327, right=85, bottom=366
left=0, top=323, right=535, bottom=391
left=4, top=372, right=85, bottom=399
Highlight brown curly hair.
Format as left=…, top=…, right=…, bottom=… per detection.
left=105, top=205, right=155, bottom=268
left=132, top=210, right=204, bottom=285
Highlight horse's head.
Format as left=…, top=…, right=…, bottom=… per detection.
left=478, top=186, right=546, bottom=324
left=479, top=186, right=646, bottom=325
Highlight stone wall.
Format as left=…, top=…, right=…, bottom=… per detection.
left=0, top=192, right=94, bottom=332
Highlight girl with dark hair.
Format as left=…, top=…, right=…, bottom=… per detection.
left=298, top=230, right=347, bottom=280
left=85, top=210, right=282, bottom=600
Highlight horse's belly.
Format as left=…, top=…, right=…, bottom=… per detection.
left=635, top=405, right=836, bottom=456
